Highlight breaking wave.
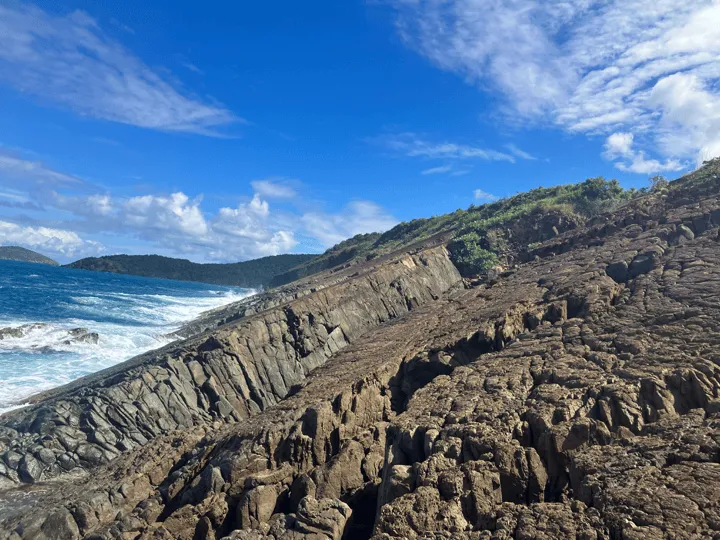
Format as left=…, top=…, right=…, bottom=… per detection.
left=0, top=262, right=254, bottom=413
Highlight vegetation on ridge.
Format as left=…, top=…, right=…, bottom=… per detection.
left=271, top=175, right=637, bottom=284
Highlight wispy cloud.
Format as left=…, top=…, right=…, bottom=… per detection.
left=251, top=179, right=298, bottom=199
left=372, top=132, right=517, bottom=163
left=474, top=189, right=499, bottom=203
left=0, top=151, right=85, bottom=189
left=389, top=0, right=720, bottom=170
left=0, top=3, right=237, bottom=135
left=421, top=165, right=453, bottom=175
left=0, top=188, right=44, bottom=211
left=505, top=144, right=537, bottom=161
left=181, top=62, right=204, bottom=75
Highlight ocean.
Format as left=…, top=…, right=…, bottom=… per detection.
left=0, top=260, right=254, bottom=413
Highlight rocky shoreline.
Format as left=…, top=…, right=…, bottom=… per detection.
left=1, top=168, right=720, bottom=539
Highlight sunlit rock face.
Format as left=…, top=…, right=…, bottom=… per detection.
left=3, top=164, right=720, bottom=540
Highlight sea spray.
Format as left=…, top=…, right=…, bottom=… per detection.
left=0, top=260, right=254, bottom=412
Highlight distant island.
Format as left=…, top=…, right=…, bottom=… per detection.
left=65, top=253, right=317, bottom=288
left=0, top=246, right=59, bottom=266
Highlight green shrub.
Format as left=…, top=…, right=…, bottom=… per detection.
left=448, top=232, right=500, bottom=276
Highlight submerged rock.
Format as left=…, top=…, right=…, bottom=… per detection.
left=62, top=328, right=99, bottom=345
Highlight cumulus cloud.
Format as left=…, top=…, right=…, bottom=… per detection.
left=389, top=0, right=720, bottom=170
left=301, top=201, right=398, bottom=247
left=474, top=189, right=499, bottom=203
left=0, top=3, right=237, bottom=134
left=53, top=190, right=397, bottom=259
left=123, top=193, right=209, bottom=238
left=603, top=132, right=683, bottom=174
left=49, top=190, right=297, bottom=260
left=0, top=148, right=397, bottom=260
left=0, top=220, right=102, bottom=257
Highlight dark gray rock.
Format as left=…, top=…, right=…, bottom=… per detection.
left=605, top=260, right=628, bottom=283
left=18, top=455, right=43, bottom=483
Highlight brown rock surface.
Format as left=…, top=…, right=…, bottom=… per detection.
left=2, top=166, right=720, bottom=539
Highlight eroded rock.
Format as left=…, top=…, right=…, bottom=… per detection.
left=2, top=167, right=720, bottom=540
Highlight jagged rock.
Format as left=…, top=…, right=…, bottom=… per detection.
left=17, top=455, right=43, bottom=484
left=2, top=168, right=720, bottom=540
left=0, top=245, right=460, bottom=484
left=294, top=497, right=352, bottom=539
left=605, top=260, right=628, bottom=283
left=62, top=329, right=99, bottom=345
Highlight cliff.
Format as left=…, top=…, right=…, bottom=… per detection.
left=1, top=162, right=720, bottom=539
left=65, top=253, right=317, bottom=288
left=0, top=246, right=58, bottom=266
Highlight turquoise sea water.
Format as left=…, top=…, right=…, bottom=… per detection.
left=0, top=260, right=253, bottom=412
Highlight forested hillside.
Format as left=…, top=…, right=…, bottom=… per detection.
left=66, top=253, right=316, bottom=288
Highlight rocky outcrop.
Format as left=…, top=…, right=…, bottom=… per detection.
left=0, top=324, right=99, bottom=345
left=2, top=167, right=720, bottom=539
left=0, top=246, right=461, bottom=487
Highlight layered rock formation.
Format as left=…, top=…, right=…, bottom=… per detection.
left=0, top=245, right=461, bottom=487
left=1, top=167, right=720, bottom=539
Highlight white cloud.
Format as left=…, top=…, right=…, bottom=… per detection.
left=474, top=189, right=499, bottom=202
left=389, top=0, right=720, bottom=170
left=603, top=133, right=635, bottom=159
left=648, top=72, right=720, bottom=165
left=0, top=4, right=236, bottom=134
left=301, top=201, right=397, bottom=247
left=603, top=132, right=684, bottom=174
left=250, top=179, right=297, bottom=199
left=51, top=190, right=295, bottom=260
left=374, top=132, right=516, bottom=162
left=0, top=220, right=102, bottom=257
left=505, top=144, right=537, bottom=161
left=0, top=151, right=397, bottom=260
left=421, top=165, right=453, bottom=175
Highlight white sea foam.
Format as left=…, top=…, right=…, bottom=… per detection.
left=0, top=288, right=254, bottom=412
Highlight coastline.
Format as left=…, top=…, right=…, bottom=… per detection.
left=0, top=275, right=258, bottom=415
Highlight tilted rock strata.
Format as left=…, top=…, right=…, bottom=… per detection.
left=0, top=246, right=461, bottom=487
left=2, top=176, right=720, bottom=539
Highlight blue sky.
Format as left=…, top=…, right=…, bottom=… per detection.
left=1, top=0, right=719, bottom=262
